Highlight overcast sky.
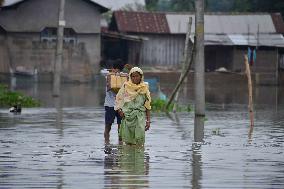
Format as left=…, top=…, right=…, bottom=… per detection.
left=94, top=0, right=145, bottom=10
left=2, top=0, right=145, bottom=10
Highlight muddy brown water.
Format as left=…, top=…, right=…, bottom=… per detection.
left=0, top=74, right=284, bottom=188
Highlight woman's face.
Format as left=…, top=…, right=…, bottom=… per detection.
left=131, top=72, right=142, bottom=85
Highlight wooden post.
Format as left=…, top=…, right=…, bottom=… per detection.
left=194, top=0, right=205, bottom=142
left=244, top=55, right=254, bottom=127
left=53, top=0, right=65, bottom=97
left=194, top=0, right=205, bottom=117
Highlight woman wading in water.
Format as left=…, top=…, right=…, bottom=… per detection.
left=115, top=67, right=151, bottom=145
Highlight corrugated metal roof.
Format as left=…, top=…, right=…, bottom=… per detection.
left=208, top=14, right=275, bottom=34
left=271, top=13, right=284, bottom=33
left=1, top=0, right=23, bottom=7
left=166, top=14, right=195, bottom=34
left=1, top=0, right=109, bottom=12
left=205, top=34, right=233, bottom=45
left=166, top=13, right=277, bottom=34
left=113, top=11, right=170, bottom=34
left=166, top=13, right=284, bottom=47
left=205, top=34, right=284, bottom=47
left=2, top=0, right=24, bottom=7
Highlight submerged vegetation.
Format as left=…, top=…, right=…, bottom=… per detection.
left=151, top=98, right=191, bottom=112
left=0, top=84, right=40, bottom=107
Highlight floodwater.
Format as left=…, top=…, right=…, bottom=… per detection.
left=0, top=74, right=284, bottom=188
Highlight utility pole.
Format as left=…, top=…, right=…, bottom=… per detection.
left=53, top=0, right=65, bottom=97
left=194, top=0, right=205, bottom=142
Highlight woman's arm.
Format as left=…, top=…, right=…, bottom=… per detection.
left=117, top=108, right=125, bottom=118
left=145, top=109, right=151, bottom=131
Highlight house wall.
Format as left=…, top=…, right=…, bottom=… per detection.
left=232, top=47, right=278, bottom=72
left=0, top=34, right=10, bottom=73
left=138, top=34, right=185, bottom=68
left=0, top=0, right=101, bottom=33
left=127, top=41, right=142, bottom=65
left=0, top=32, right=100, bottom=82
left=0, top=0, right=103, bottom=82
left=232, top=47, right=278, bottom=84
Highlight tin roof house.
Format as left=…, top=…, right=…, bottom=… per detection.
left=0, top=0, right=108, bottom=82
left=107, top=11, right=284, bottom=84
left=105, top=11, right=184, bottom=69
left=167, top=12, right=284, bottom=73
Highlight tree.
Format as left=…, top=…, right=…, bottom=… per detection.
left=121, top=0, right=146, bottom=11
left=145, top=0, right=159, bottom=11
left=233, top=0, right=251, bottom=12
left=145, top=0, right=284, bottom=19
left=170, top=0, right=195, bottom=12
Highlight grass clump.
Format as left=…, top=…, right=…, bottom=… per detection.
left=0, top=84, right=40, bottom=107
left=151, top=98, right=191, bottom=112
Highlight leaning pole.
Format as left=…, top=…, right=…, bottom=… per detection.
left=53, top=0, right=65, bottom=97
left=194, top=0, right=205, bottom=142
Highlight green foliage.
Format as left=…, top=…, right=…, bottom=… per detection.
left=0, top=84, right=40, bottom=107
left=145, top=0, right=194, bottom=12
left=151, top=98, right=191, bottom=112
left=145, top=0, right=159, bottom=11
left=171, top=0, right=195, bottom=12
left=151, top=98, right=168, bottom=112
left=121, top=1, right=146, bottom=11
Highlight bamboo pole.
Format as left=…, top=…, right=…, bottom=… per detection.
left=244, top=55, right=254, bottom=127
left=165, top=39, right=195, bottom=111
left=172, top=18, right=192, bottom=112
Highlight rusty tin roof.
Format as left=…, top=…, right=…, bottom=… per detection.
left=112, top=11, right=170, bottom=34
left=271, top=13, right=284, bottom=34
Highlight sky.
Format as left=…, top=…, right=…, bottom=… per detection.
left=94, top=0, right=145, bottom=10
left=2, top=0, right=146, bottom=10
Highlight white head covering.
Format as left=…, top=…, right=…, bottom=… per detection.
left=115, top=67, right=151, bottom=110
left=129, top=67, right=144, bottom=83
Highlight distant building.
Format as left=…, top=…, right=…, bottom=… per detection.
left=0, top=0, right=108, bottom=82
left=106, top=11, right=284, bottom=84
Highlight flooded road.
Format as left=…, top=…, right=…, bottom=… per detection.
left=1, top=74, right=284, bottom=188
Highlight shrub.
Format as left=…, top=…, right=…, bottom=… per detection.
left=151, top=98, right=191, bottom=112
left=0, top=84, right=40, bottom=107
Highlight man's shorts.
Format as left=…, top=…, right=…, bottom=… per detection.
left=105, top=106, right=122, bottom=125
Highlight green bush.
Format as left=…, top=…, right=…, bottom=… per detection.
left=151, top=98, right=191, bottom=112
left=0, top=84, right=40, bottom=107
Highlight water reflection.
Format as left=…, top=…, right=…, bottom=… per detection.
left=166, top=112, right=181, bottom=125
left=104, top=145, right=149, bottom=188
left=248, top=124, right=254, bottom=143
left=56, top=167, right=64, bottom=189
left=191, top=143, right=202, bottom=189
left=54, top=97, right=63, bottom=136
